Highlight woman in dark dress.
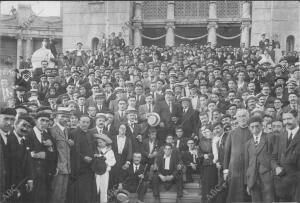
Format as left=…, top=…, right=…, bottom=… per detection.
left=198, top=125, right=218, bottom=203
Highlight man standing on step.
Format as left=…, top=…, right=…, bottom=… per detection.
left=152, top=143, right=183, bottom=203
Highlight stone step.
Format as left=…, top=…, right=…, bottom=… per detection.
left=144, top=191, right=202, bottom=203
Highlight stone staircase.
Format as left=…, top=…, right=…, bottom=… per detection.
left=141, top=174, right=202, bottom=203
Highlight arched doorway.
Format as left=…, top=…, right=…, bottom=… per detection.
left=286, top=35, right=295, bottom=52
left=91, top=37, right=99, bottom=54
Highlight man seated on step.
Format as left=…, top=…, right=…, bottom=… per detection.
left=181, top=138, right=201, bottom=183
left=118, top=152, right=148, bottom=203
left=152, top=143, right=184, bottom=203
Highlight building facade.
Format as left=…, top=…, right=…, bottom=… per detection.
left=0, top=3, right=63, bottom=68
left=1, top=1, right=299, bottom=68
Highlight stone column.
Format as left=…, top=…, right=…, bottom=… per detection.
left=240, top=1, right=251, bottom=47
left=133, top=1, right=143, bottom=47
left=165, top=1, right=175, bottom=46
left=207, top=1, right=217, bottom=46
left=133, top=22, right=142, bottom=47
left=16, top=36, right=23, bottom=69
left=25, top=37, right=33, bottom=59
left=207, top=22, right=218, bottom=45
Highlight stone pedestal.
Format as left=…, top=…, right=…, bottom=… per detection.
left=133, top=22, right=142, bottom=47
left=165, top=22, right=175, bottom=46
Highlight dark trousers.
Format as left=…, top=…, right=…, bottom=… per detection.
left=250, top=172, right=274, bottom=203
left=124, top=181, right=148, bottom=201
left=152, top=173, right=183, bottom=198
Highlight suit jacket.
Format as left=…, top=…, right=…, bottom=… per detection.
left=154, top=100, right=181, bottom=130
left=245, top=133, right=274, bottom=190
left=105, top=122, right=118, bottom=138
left=26, top=129, right=57, bottom=178
left=113, top=111, right=128, bottom=130
left=37, top=82, right=49, bottom=100
left=181, top=148, right=201, bottom=167
left=179, top=107, right=198, bottom=138
left=271, top=129, right=300, bottom=201
left=6, top=132, right=33, bottom=190
left=174, top=137, right=188, bottom=152
left=155, top=152, right=181, bottom=176
left=120, top=163, right=148, bottom=193
left=109, top=99, right=120, bottom=113
left=111, top=135, right=133, bottom=166
left=135, top=95, right=146, bottom=109
left=216, top=133, right=228, bottom=167
left=141, top=138, right=159, bottom=164
left=138, top=103, right=154, bottom=122
left=49, top=124, right=71, bottom=174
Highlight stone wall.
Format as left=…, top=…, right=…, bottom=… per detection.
left=251, top=1, right=300, bottom=51
left=62, top=1, right=133, bottom=51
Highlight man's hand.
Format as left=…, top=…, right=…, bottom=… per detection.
left=118, top=183, right=123, bottom=190
left=84, top=156, right=92, bottom=163
left=26, top=180, right=33, bottom=192
left=246, top=186, right=250, bottom=195
left=168, top=175, right=174, bottom=181
left=159, top=174, right=166, bottom=182
left=35, top=152, right=46, bottom=159
left=190, top=163, right=197, bottom=170
left=68, top=139, right=74, bottom=146
left=122, top=162, right=130, bottom=170
left=216, top=162, right=221, bottom=169
left=159, top=122, right=165, bottom=128
left=138, top=174, right=144, bottom=179
left=223, top=169, right=229, bottom=180
left=275, top=167, right=283, bottom=176
left=171, top=117, right=178, bottom=123
left=204, top=154, right=209, bottom=159
left=136, top=135, right=142, bottom=142
left=42, top=139, right=53, bottom=147
left=177, top=164, right=182, bottom=171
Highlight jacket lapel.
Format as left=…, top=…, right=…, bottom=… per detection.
left=286, top=129, right=300, bottom=152
left=256, top=133, right=266, bottom=155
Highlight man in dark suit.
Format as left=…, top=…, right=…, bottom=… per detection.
left=76, top=95, right=88, bottom=115
left=110, top=124, right=133, bottom=188
left=105, top=110, right=118, bottom=137
left=154, top=89, right=181, bottom=143
left=88, top=113, right=108, bottom=136
left=272, top=110, right=300, bottom=202
left=141, top=127, right=160, bottom=166
left=152, top=143, right=183, bottom=203
left=37, top=74, right=49, bottom=101
left=244, top=116, right=275, bottom=202
left=15, top=86, right=29, bottom=106
left=181, top=138, right=200, bottom=183
left=134, top=84, right=146, bottom=109
left=179, top=97, right=198, bottom=138
left=174, top=126, right=188, bottom=152
left=6, top=115, right=35, bottom=202
left=119, top=152, right=148, bottom=203
left=0, top=108, right=17, bottom=192
left=113, top=99, right=128, bottom=130
left=26, top=112, right=57, bottom=203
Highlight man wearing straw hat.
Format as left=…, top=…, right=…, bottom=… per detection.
left=49, top=107, right=73, bottom=203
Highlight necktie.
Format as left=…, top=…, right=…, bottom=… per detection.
left=287, top=133, right=293, bottom=146
left=135, top=165, right=138, bottom=173
left=254, top=135, right=259, bottom=146
left=148, top=104, right=152, bottom=112
left=130, top=123, right=134, bottom=133
left=168, top=101, right=172, bottom=113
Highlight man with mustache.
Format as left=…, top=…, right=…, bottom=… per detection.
left=6, top=115, right=35, bottom=202
left=272, top=110, right=300, bottom=202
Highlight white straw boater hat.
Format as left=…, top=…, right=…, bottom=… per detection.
left=147, top=112, right=161, bottom=127
left=94, top=133, right=112, bottom=144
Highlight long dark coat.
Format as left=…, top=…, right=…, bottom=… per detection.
left=223, top=126, right=252, bottom=203
left=271, top=129, right=300, bottom=202
left=68, top=127, right=96, bottom=203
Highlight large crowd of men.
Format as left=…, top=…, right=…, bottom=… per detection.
left=0, top=32, right=300, bottom=203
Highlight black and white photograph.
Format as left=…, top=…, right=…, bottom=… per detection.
left=0, top=1, right=299, bottom=203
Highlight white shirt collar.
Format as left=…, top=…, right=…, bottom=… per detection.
left=287, top=126, right=299, bottom=139
left=163, top=154, right=171, bottom=159
left=14, top=130, right=24, bottom=144
left=253, top=131, right=263, bottom=143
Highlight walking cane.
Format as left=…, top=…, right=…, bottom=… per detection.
left=135, top=164, right=148, bottom=194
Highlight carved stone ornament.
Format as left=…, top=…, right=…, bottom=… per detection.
left=165, top=22, right=175, bottom=31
